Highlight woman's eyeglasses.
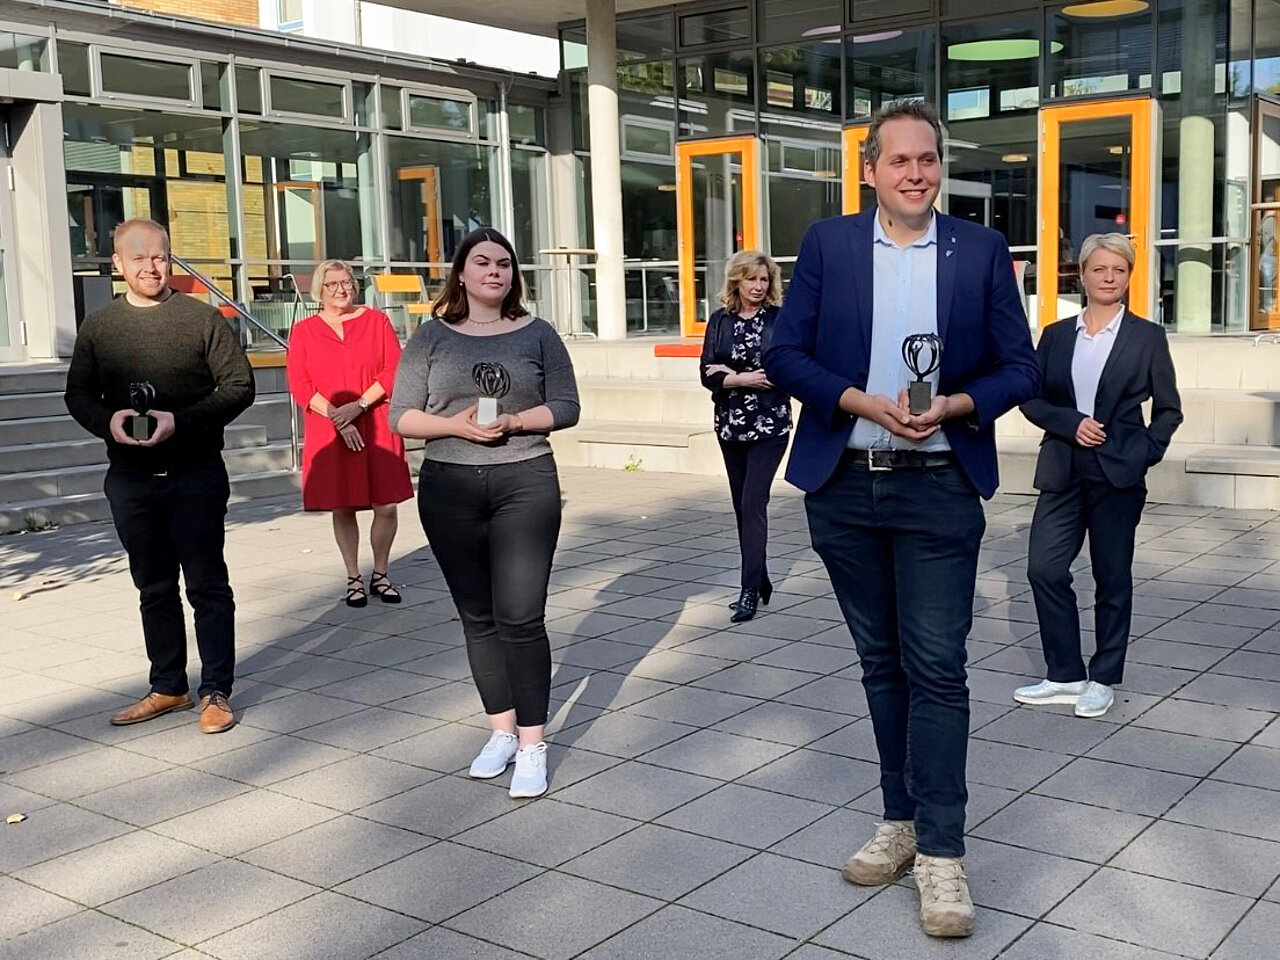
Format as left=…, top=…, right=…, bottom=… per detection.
left=323, top=280, right=356, bottom=292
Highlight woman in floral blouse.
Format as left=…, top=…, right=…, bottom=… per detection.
left=700, top=250, right=792, bottom=622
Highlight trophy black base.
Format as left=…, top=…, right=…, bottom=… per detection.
left=127, top=414, right=157, bottom=441
left=907, top=382, right=934, bottom=416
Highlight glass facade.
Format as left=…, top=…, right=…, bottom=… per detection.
left=562, top=0, right=1279, bottom=334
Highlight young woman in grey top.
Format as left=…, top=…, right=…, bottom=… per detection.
left=391, top=228, right=579, bottom=799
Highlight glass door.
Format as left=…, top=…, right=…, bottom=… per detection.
left=676, top=136, right=761, bottom=338
left=0, top=115, right=22, bottom=360
left=1038, top=97, right=1154, bottom=329
left=1252, top=98, right=1280, bottom=331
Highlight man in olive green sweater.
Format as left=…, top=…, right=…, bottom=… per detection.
left=65, top=218, right=254, bottom=733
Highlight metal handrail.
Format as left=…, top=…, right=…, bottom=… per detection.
left=169, top=254, right=299, bottom=474
left=170, top=254, right=289, bottom=352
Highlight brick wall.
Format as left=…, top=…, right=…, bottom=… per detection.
left=116, top=0, right=259, bottom=28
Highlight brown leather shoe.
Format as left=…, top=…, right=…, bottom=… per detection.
left=110, top=691, right=193, bottom=726
left=197, top=692, right=235, bottom=734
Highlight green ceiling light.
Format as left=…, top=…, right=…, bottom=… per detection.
left=947, top=39, right=1065, bottom=61
left=1062, top=0, right=1149, bottom=17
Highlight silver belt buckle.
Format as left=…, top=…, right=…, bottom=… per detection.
left=868, top=449, right=893, bottom=472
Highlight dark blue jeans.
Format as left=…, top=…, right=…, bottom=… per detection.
left=806, top=458, right=985, bottom=857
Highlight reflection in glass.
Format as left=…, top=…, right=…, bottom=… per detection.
left=407, top=94, right=473, bottom=133
left=942, top=19, right=1043, bottom=121
left=847, top=29, right=936, bottom=121
left=691, top=152, right=745, bottom=324
left=942, top=117, right=1037, bottom=247
left=386, top=137, right=495, bottom=264
left=1048, top=2, right=1152, bottom=98
left=679, top=50, right=756, bottom=137
left=759, top=0, right=842, bottom=44
left=100, top=55, right=193, bottom=101
left=0, top=32, right=48, bottom=71
left=618, top=12, right=674, bottom=62
left=679, top=8, right=750, bottom=47
left=1254, top=108, right=1280, bottom=330
left=269, top=75, right=345, bottom=119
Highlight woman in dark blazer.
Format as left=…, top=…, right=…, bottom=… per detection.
left=701, top=250, right=791, bottom=623
left=1016, top=233, right=1182, bottom=718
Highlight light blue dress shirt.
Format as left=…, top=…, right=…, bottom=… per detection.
left=849, top=212, right=951, bottom=452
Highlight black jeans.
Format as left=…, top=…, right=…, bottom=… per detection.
left=104, top=460, right=236, bottom=698
left=1027, top=447, right=1146, bottom=686
left=418, top=455, right=561, bottom=727
left=719, top=435, right=788, bottom=590
left=806, top=458, right=985, bottom=858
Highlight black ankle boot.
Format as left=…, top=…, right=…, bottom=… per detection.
left=730, top=588, right=759, bottom=622
left=760, top=579, right=773, bottom=606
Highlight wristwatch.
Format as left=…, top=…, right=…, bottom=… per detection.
left=357, top=398, right=370, bottom=411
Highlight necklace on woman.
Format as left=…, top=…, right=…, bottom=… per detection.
left=466, top=315, right=506, bottom=325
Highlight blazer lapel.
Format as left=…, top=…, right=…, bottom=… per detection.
left=1092, top=310, right=1137, bottom=422
left=936, top=216, right=957, bottom=343
left=1058, top=318, right=1079, bottom=408
left=849, top=212, right=874, bottom=361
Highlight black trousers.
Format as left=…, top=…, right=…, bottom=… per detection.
left=418, top=456, right=561, bottom=727
left=1027, top=447, right=1146, bottom=686
left=806, top=458, right=985, bottom=858
left=719, top=435, right=788, bottom=590
left=104, top=460, right=236, bottom=698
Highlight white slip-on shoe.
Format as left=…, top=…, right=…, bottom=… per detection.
left=509, top=742, right=548, bottom=799
left=1074, top=681, right=1115, bottom=718
left=469, top=730, right=519, bottom=779
left=1013, top=679, right=1087, bottom=705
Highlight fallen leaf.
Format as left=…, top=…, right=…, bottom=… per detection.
left=11, top=591, right=23, bottom=602
left=6, top=813, right=26, bottom=825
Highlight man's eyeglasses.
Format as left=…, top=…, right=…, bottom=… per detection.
left=323, top=280, right=357, bottom=292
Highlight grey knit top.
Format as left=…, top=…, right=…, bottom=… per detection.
left=390, top=317, right=580, bottom=464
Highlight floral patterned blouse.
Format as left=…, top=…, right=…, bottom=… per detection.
left=712, top=307, right=792, bottom=442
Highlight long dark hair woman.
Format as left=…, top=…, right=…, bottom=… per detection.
left=700, top=249, right=791, bottom=623
left=391, top=227, right=580, bottom=799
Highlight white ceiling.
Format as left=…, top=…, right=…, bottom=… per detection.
left=380, top=1, right=676, bottom=37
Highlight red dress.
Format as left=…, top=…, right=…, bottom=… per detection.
left=287, top=308, right=413, bottom=511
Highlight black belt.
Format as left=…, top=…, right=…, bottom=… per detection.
left=843, top=448, right=956, bottom=472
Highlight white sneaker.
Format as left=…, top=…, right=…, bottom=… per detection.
left=1013, top=679, right=1087, bottom=705
left=509, top=742, right=548, bottom=799
left=1074, top=681, right=1115, bottom=718
left=469, top=730, right=518, bottom=779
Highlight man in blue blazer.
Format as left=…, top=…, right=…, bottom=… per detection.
left=764, top=100, right=1038, bottom=939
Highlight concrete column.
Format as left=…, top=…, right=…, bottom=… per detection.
left=586, top=0, right=627, bottom=340
left=1175, top=0, right=1216, bottom=333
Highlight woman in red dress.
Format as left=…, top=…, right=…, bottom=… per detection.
left=287, top=260, right=413, bottom=607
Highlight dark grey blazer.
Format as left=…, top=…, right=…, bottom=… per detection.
left=1020, top=311, right=1183, bottom=492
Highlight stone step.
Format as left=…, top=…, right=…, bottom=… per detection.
left=0, top=363, right=69, bottom=396
left=552, top=421, right=724, bottom=474
left=231, top=395, right=295, bottom=442
left=577, top=377, right=709, bottom=426
left=0, top=468, right=300, bottom=534
left=0, top=442, right=294, bottom=503
left=0, top=391, right=68, bottom=421
left=0, top=423, right=268, bottom=473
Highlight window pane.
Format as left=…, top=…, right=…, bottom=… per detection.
left=382, top=85, right=403, bottom=129
left=942, top=17, right=1042, bottom=122
left=847, top=28, right=935, bottom=121
left=201, top=62, right=224, bottom=111
left=0, top=32, right=49, bottom=71
left=236, top=67, right=263, bottom=114
left=561, top=24, right=588, bottom=71
left=238, top=120, right=377, bottom=265
left=269, top=75, right=345, bottom=119
left=760, top=0, right=842, bottom=44
left=618, top=12, right=673, bottom=62
left=407, top=94, right=473, bottom=132
left=679, top=8, right=750, bottom=47
left=353, top=81, right=374, bottom=126
left=679, top=50, right=756, bottom=137
left=58, top=41, right=91, bottom=96
left=278, top=0, right=303, bottom=24
left=761, top=43, right=842, bottom=122
left=386, top=137, right=494, bottom=262
left=1048, top=3, right=1152, bottom=98
left=943, top=114, right=1038, bottom=247
left=101, top=54, right=192, bottom=101
left=508, top=104, right=545, bottom=146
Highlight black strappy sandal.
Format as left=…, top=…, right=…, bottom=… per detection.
left=370, top=571, right=402, bottom=604
left=345, top=575, right=368, bottom=608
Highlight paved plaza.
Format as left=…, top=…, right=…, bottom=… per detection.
left=1, top=467, right=1279, bottom=959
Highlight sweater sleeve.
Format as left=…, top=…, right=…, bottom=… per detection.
left=540, top=323, right=580, bottom=429
left=389, top=325, right=431, bottom=432
left=64, top=319, right=113, bottom=441
left=172, top=312, right=256, bottom=434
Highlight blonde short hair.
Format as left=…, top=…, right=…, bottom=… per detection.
left=718, top=250, right=783, bottom=315
left=1078, top=233, right=1135, bottom=270
left=310, top=259, right=359, bottom=301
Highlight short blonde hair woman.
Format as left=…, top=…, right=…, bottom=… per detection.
left=1077, top=232, right=1135, bottom=272
left=287, top=258, right=413, bottom=608
left=718, top=249, right=783, bottom=316
left=701, top=249, right=791, bottom=623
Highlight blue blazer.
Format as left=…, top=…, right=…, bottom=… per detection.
left=764, top=209, right=1040, bottom=498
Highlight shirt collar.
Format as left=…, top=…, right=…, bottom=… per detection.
left=873, top=209, right=937, bottom=249
left=1075, top=304, right=1126, bottom=335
